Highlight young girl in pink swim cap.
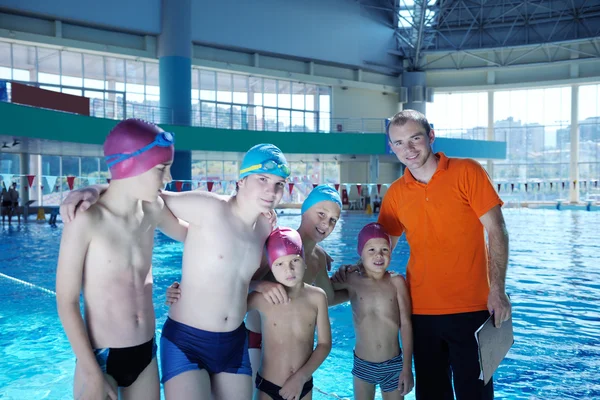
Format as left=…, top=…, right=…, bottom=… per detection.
left=56, top=119, right=186, bottom=400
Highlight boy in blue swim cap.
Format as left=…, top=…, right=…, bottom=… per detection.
left=61, top=142, right=290, bottom=400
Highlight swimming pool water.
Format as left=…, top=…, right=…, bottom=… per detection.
left=1, top=209, right=599, bottom=399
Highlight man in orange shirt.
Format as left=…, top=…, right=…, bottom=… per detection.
left=378, top=110, right=510, bottom=399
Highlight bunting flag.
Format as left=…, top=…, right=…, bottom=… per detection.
left=175, top=181, right=183, bottom=192
left=207, top=181, right=214, bottom=192
left=334, top=183, right=340, bottom=191
left=344, top=184, right=351, bottom=194
left=583, top=181, right=587, bottom=188
left=524, top=183, right=528, bottom=192
left=377, top=183, right=382, bottom=195
left=497, top=183, right=501, bottom=192
left=550, top=182, right=553, bottom=190
left=107, top=178, right=111, bottom=184
left=511, top=183, right=514, bottom=192
left=312, top=183, right=318, bottom=189
left=356, top=184, right=362, bottom=195
left=46, top=176, right=58, bottom=192
left=88, top=177, right=97, bottom=185
left=288, top=182, right=294, bottom=195
left=561, top=182, right=565, bottom=190
left=573, top=180, right=577, bottom=189
left=26, top=174, right=35, bottom=188
left=67, top=176, right=76, bottom=190
left=537, top=182, right=541, bottom=191
left=595, top=180, right=598, bottom=188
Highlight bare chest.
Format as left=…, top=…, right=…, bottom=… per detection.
left=263, top=302, right=317, bottom=342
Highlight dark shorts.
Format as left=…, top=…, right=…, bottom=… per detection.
left=160, top=317, right=252, bottom=383
left=255, top=372, right=313, bottom=400
left=93, top=336, right=157, bottom=387
left=412, top=310, right=494, bottom=400
left=248, top=330, right=262, bottom=349
left=352, top=351, right=403, bottom=392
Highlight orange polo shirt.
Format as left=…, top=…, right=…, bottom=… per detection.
left=378, top=153, right=503, bottom=315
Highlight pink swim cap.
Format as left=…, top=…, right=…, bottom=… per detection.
left=266, top=227, right=303, bottom=266
left=103, top=119, right=175, bottom=180
left=357, top=223, right=391, bottom=256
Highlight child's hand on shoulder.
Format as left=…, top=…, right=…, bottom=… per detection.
left=279, top=371, right=308, bottom=400
left=256, top=280, right=290, bottom=304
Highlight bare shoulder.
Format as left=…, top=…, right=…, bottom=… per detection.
left=142, top=196, right=165, bottom=220
left=389, top=273, right=408, bottom=292
left=305, top=284, right=327, bottom=304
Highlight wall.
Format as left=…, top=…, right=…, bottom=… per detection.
left=332, top=86, right=399, bottom=132
left=0, top=0, right=161, bottom=34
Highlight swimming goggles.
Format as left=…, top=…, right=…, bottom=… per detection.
left=239, top=159, right=291, bottom=176
left=105, top=131, right=175, bottom=168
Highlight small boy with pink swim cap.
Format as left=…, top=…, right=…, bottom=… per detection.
left=332, top=223, right=414, bottom=400
left=56, top=119, right=188, bottom=400
left=247, top=227, right=331, bottom=400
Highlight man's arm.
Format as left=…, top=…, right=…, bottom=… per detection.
left=55, top=212, right=117, bottom=399
left=480, top=205, right=511, bottom=327
left=249, top=251, right=289, bottom=304
left=313, top=251, right=335, bottom=304
left=392, top=275, right=414, bottom=396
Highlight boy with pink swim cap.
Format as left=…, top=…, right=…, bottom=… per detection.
left=56, top=119, right=188, bottom=400
left=331, top=223, right=414, bottom=400
left=247, top=227, right=331, bottom=400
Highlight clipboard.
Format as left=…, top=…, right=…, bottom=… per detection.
left=474, top=314, right=514, bottom=385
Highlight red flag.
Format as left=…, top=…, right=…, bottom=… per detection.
left=334, top=183, right=340, bottom=191
left=175, top=181, right=183, bottom=192
left=67, top=176, right=75, bottom=190
left=26, top=175, right=35, bottom=188
left=497, top=183, right=501, bottom=192
left=511, top=183, right=514, bottom=192
left=377, top=184, right=382, bottom=194
left=288, top=182, right=294, bottom=195
left=207, top=181, right=214, bottom=192
left=312, top=183, right=318, bottom=189
left=357, top=184, right=362, bottom=195
left=524, top=183, right=528, bottom=192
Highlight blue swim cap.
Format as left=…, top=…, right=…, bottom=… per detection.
left=301, top=184, right=342, bottom=214
left=239, top=144, right=290, bottom=179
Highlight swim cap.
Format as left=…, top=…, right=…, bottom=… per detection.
left=266, top=227, right=303, bottom=266
left=301, top=184, right=342, bottom=214
left=357, top=223, right=391, bottom=256
left=104, top=119, right=175, bottom=180
left=239, top=144, right=290, bottom=180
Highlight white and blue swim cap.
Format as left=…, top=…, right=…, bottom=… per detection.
left=239, top=144, right=290, bottom=180
left=301, top=184, right=342, bottom=214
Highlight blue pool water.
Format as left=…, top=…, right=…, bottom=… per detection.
left=1, top=209, right=599, bottom=399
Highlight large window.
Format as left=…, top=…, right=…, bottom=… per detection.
left=191, top=69, right=331, bottom=132
left=426, top=92, right=488, bottom=139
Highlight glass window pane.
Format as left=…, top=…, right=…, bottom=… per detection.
left=249, top=77, right=262, bottom=106
left=200, top=70, right=216, bottom=101
left=201, top=101, right=216, bottom=127
left=319, top=112, right=331, bottom=132
left=83, top=54, right=105, bottom=89
left=0, top=42, right=11, bottom=75
left=278, top=109, right=290, bottom=132
left=217, top=72, right=232, bottom=103
left=318, top=86, right=331, bottom=112
left=207, top=161, right=224, bottom=181
left=291, top=111, right=305, bottom=132
left=192, top=160, right=207, bottom=180
left=0, top=153, right=20, bottom=175
left=105, top=57, right=125, bottom=92
left=12, top=44, right=36, bottom=82
left=37, top=47, right=60, bottom=85
left=233, top=74, right=248, bottom=104
left=305, top=84, right=316, bottom=111
left=61, top=51, right=83, bottom=87
left=145, top=62, right=160, bottom=98
left=217, top=103, right=231, bottom=129
left=264, top=107, right=277, bottom=131
left=278, top=80, right=291, bottom=109
left=264, top=79, right=277, bottom=107
left=292, top=82, right=305, bottom=110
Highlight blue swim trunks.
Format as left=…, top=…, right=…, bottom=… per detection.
left=352, top=351, right=403, bottom=392
left=160, top=317, right=252, bottom=383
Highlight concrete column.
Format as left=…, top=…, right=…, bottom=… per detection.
left=19, top=152, right=30, bottom=205
left=158, top=0, right=192, bottom=186
left=569, top=85, right=579, bottom=203
left=402, top=71, right=426, bottom=114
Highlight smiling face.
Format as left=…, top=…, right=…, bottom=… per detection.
left=388, top=119, right=436, bottom=172
left=360, top=238, right=391, bottom=275
left=270, top=254, right=306, bottom=287
left=237, top=173, right=285, bottom=213
left=299, top=200, right=341, bottom=243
